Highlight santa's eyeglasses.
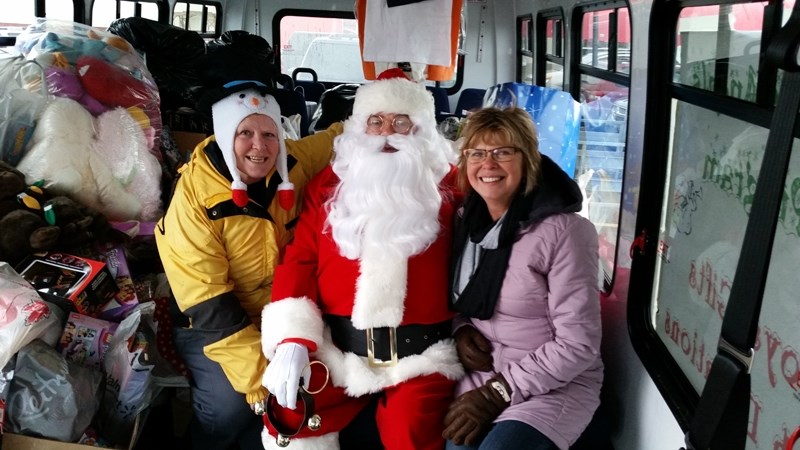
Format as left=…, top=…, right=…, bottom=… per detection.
left=366, top=114, right=414, bottom=134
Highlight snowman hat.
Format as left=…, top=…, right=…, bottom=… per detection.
left=209, top=80, right=294, bottom=209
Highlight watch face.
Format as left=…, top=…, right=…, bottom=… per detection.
left=491, top=380, right=511, bottom=402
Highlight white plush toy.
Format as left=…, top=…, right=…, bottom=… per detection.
left=16, top=97, right=162, bottom=222
left=94, top=107, right=163, bottom=221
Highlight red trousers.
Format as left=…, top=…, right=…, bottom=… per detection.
left=264, top=366, right=455, bottom=450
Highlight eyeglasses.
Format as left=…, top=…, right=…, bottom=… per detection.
left=462, top=147, right=521, bottom=163
left=366, top=114, right=414, bottom=134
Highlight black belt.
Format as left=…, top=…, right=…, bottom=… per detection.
left=325, top=315, right=451, bottom=365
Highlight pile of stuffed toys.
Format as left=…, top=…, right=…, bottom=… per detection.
left=0, top=19, right=189, bottom=448
left=4, top=19, right=164, bottom=229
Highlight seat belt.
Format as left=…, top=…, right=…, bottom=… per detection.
left=683, top=5, right=800, bottom=450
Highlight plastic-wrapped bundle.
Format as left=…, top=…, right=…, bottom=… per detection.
left=16, top=18, right=163, bottom=161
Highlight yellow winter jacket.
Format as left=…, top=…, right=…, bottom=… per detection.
left=155, top=122, right=342, bottom=404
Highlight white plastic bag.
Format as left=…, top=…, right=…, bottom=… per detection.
left=0, top=262, right=64, bottom=370
left=281, top=113, right=302, bottom=141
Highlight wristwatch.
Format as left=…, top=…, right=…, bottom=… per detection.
left=490, top=380, right=511, bottom=403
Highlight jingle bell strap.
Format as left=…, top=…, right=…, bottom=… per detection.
left=265, top=380, right=319, bottom=448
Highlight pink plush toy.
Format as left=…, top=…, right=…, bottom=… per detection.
left=45, top=66, right=109, bottom=116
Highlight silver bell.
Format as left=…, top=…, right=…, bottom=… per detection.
left=307, top=414, right=322, bottom=431
left=276, top=434, right=291, bottom=447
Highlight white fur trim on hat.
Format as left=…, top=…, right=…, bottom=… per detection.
left=350, top=76, right=435, bottom=129
left=211, top=88, right=294, bottom=208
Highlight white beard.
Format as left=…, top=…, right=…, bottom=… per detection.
left=326, top=127, right=449, bottom=261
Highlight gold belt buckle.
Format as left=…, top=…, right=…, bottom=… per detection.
left=366, top=327, right=398, bottom=367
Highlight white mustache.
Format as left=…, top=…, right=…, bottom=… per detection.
left=347, top=133, right=417, bottom=153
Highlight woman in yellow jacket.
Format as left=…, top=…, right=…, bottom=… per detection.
left=155, top=80, right=342, bottom=450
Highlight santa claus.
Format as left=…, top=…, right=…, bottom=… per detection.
left=260, top=69, right=464, bottom=450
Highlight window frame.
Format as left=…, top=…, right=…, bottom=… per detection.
left=41, top=0, right=84, bottom=22
left=536, top=8, right=566, bottom=89
left=516, top=14, right=533, bottom=84
left=172, top=0, right=222, bottom=39
left=91, top=0, right=169, bottom=25
left=571, top=1, right=632, bottom=293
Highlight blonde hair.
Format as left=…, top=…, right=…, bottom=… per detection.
left=457, top=106, right=541, bottom=195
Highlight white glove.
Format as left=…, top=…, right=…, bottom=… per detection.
left=263, top=342, right=311, bottom=410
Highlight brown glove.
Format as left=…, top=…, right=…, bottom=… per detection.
left=442, top=375, right=510, bottom=446
left=453, top=325, right=493, bottom=372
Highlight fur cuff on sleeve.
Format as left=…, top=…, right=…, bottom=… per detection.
left=261, top=297, right=324, bottom=358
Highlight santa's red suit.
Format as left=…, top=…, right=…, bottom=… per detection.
left=260, top=164, right=464, bottom=450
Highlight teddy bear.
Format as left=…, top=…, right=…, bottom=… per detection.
left=16, top=97, right=164, bottom=222
left=43, top=195, right=121, bottom=250
left=0, top=161, right=61, bottom=266
left=0, top=161, right=121, bottom=267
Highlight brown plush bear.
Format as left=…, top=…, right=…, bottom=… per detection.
left=0, top=161, right=120, bottom=267
left=0, top=162, right=62, bottom=266
left=44, top=195, right=119, bottom=249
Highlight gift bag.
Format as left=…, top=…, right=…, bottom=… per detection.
left=5, top=339, right=103, bottom=443
left=98, top=301, right=177, bottom=445
left=485, top=82, right=580, bottom=178
left=0, top=57, right=48, bottom=166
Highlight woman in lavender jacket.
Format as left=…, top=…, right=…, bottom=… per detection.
left=442, top=106, right=603, bottom=450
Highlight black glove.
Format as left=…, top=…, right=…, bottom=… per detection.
left=454, top=325, right=493, bottom=372
left=442, top=375, right=510, bottom=446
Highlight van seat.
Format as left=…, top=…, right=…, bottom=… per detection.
left=271, top=88, right=311, bottom=138
left=426, top=86, right=451, bottom=123
left=570, top=402, right=614, bottom=450
left=453, top=88, right=486, bottom=117
left=293, top=67, right=327, bottom=103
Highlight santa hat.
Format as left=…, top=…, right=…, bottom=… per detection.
left=349, top=68, right=436, bottom=132
left=209, top=80, right=294, bottom=209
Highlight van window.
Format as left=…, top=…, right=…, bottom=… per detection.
left=92, top=0, right=165, bottom=29
left=173, top=1, right=220, bottom=39
left=0, top=1, right=74, bottom=49
left=536, top=9, right=565, bottom=90
left=277, top=13, right=363, bottom=83
left=274, top=9, right=462, bottom=90
left=574, top=4, right=632, bottom=292
left=300, top=36, right=365, bottom=83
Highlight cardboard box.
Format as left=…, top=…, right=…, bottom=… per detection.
left=16, top=253, right=119, bottom=317
left=1, top=415, right=140, bottom=449
left=2, top=433, right=96, bottom=449
left=172, top=130, right=207, bottom=155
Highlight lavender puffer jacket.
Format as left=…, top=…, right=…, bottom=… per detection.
left=453, top=212, right=603, bottom=450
